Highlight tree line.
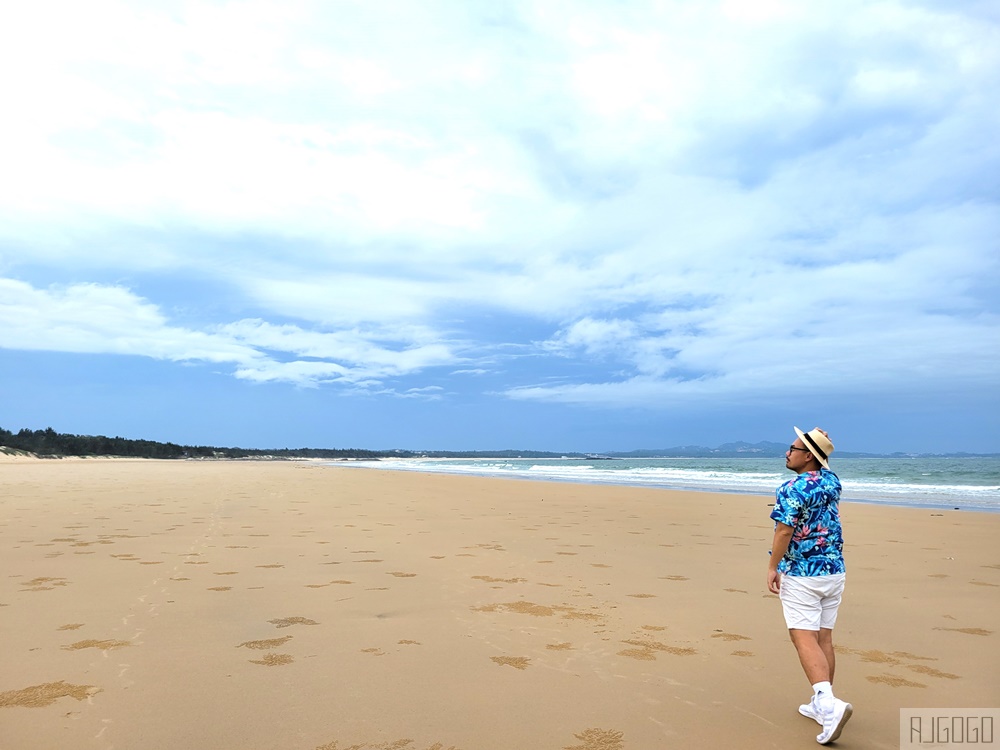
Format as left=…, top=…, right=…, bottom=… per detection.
left=0, top=426, right=586, bottom=460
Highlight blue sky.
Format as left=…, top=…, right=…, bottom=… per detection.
left=1, top=1, right=998, bottom=454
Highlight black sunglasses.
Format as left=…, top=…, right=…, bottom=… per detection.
left=788, top=445, right=811, bottom=453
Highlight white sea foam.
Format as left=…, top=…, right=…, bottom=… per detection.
left=336, top=457, right=1000, bottom=512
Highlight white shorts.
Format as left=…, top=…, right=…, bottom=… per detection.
left=779, top=573, right=846, bottom=631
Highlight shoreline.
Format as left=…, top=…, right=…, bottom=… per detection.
left=2, top=451, right=996, bottom=513
left=327, top=459, right=1000, bottom=515
left=3, top=451, right=995, bottom=513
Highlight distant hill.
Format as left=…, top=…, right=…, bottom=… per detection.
left=605, top=442, right=993, bottom=459
left=609, top=441, right=790, bottom=458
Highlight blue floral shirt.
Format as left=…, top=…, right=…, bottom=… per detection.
left=770, top=468, right=845, bottom=577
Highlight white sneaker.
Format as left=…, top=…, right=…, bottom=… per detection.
left=816, top=698, right=853, bottom=745
left=799, top=696, right=823, bottom=725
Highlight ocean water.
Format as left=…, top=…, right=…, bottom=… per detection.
left=336, top=456, right=1000, bottom=512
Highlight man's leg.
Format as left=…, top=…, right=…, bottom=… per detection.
left=791, top=627, right=852, bottom=744
left=818, top=627, right=835, bottom=684
left=788, top=628, right=831, bottom=684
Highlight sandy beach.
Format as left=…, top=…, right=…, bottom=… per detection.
left=1, top=458, right=998, bottom=750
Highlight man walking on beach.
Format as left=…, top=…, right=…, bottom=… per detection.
left=767, top=427, right=852, bottom=745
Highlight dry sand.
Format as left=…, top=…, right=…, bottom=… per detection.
left=1, top=458, right=998, bottom=749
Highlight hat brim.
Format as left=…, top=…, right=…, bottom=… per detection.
left=794, top=426, right=831, bottom=469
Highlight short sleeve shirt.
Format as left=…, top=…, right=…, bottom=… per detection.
left=770, top=468, right=845, bottom=577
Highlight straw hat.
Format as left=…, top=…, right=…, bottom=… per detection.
left=794, top=426, right=834, bottom=469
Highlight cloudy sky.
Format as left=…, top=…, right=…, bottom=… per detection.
left=1, top=0, right=998, bottom=454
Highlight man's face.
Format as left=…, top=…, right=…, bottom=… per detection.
left=785, top=439, right=815, bottom=473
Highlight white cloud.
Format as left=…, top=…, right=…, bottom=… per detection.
left=0, top=278, right=260, bottom=364
left=0, top=279, right=461, bottom=388
left=0, top=1, right=996, bottom=416
left=221, top=319, right=458, bottom=378
left=509, top=240, right=1000, bottom=407
left=545, top=317, right=639, bottom=358
left=400, top=385, right=446, bottom=400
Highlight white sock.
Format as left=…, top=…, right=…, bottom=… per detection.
left=812, top=681, right=834, bottom=707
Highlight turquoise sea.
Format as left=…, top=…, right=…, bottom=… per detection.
left=338, top=456, right=1000, bottom=512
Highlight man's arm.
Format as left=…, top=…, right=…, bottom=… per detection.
left=767, top=522, right=794, bottom=593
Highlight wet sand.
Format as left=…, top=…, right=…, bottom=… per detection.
left=1, top=458, right=998, bottom=749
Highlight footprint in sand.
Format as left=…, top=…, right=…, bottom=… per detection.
left=306, top=580, right=354, bottom=588
left=563, top=727, right=624, bottom=750
left=867, top=674, right=926, bottom=688
left=20, top=577, right=70, bottom=592
left=906, top=664, right=960, bottom=680
left=269, top=617, right=319, bottom=628
left=618, top=638, right=696, bottom=660
left=238, top=636, right=293, bottom=650
left=62, top=639, right=131, bottom=651
left=473, top=601, right=600, bottom=623
left=712, top=632, right=751, bottom=642
left=249, top=654, right=294, bottom=666
left=934, top=626, right=993, bottom=636
left=838, top=647, right=905, bottom=665
left=490, top=656, right=531, bottom=670
left=840, top=647, right=961, bottom=682
left=314, top=737, right=452, bottom=750
left=0, top=681, right=101, bottom=708
left=891, top=651, right=937, bottom=661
